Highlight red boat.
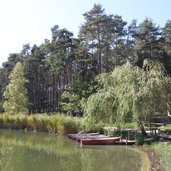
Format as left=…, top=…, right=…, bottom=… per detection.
left=80, top=136, right=121, bottom=145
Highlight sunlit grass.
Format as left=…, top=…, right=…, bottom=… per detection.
left=150, top=142, right=171, bottom=171
left=160, top=124, right=171, bottom=131
left=0, top=113, right=84, bottom=134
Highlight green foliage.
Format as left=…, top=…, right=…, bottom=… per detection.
left=1, top=4, right=171, bottom=116
left=0, top=113, right=112, bottom=134
left=135, top=134, right=144, bottom=145
left=134, top=18, right=162, bottom=67
left=3, top=62, right=29, bottom=114
left=61, top=78, right=98, bottom=116
left=79, top=4, right=127, bottom=73
left=45, top=49, right=65, bottom=74
left=123, top=122, right=137, bottom=129
left=161, top=20, right=171, bottom=73
left=61, top=115, right=84, bottom=134
left=0, top=114, right=84, bottom=135
left=61, top=91, right=81, bottom=115
left=84, top=60, right=171, bottom=131
left=84, top=89, right=116, bottom=123
left=160, top=124, right=171, bottom=131
left=84, top=121, right=105, bottom=134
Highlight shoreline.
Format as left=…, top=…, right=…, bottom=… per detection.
left=142, top=147, right=164, bottom=171
left=0, top=128, right=166, bottom=171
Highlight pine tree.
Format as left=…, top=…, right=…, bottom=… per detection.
left=134, top=19, right=161, bottom=67
left=79, top=4, right=127, bottom=73
left=161, top=20, right=171, bottom=74
left=3, top=62, right=29, bottom=114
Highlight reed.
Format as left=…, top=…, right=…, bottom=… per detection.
left=0, top=113, right=83, bottom=135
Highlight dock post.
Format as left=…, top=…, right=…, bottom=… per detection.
left=80, top=139, right=82, bottom=147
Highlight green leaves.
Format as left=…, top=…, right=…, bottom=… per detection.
left=79, top=4, right=127, bottom=73
left=134, top=18, right=162, bottom=67
left=61, top=78, right=98, bottom=116
left=3, top=62, right=29, bottom=115
left=84, top=60, right=171, bottom=129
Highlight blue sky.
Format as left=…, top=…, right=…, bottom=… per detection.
left=0, top=0, right=170, bottom=66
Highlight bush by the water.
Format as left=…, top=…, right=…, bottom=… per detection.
left=135, top=134, right=144, bottom=145
left=0, top=114, right=84, bottom=134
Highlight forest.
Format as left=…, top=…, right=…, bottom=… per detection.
left=0, top=4, right=171, bottom=125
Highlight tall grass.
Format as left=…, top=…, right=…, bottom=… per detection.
left=150, top=142, right=171, bottom=171
left=0, top=113, right=84, bottom=135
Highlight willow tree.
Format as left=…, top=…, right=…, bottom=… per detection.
left=3, top=62, right=29, bottom=114
left=84, top=60, right=171, bottom=134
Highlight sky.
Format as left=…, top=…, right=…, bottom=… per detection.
left=0, top=0, right=171, bottom=66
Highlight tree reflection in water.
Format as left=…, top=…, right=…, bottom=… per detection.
left=0, top=130, right=148, bottom=171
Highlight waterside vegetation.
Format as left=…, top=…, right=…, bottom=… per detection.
left=149, top=143, right=171, bottom=171
left=0, top=3, right=171, bottom=171
left=0, top=114, right=83, bottom=135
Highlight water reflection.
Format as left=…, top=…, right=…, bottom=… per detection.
left=0, top=130, right=148, bottom=171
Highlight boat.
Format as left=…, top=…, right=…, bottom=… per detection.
left=68, top=133, right=100, bottom=140
left=80, top=136, right=121, bottom=145
left=76, top=134, right=108, bottom=142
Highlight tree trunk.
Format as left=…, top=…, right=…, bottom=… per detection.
left=140, top=124, right=147, bottom=137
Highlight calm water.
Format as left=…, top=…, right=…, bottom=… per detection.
left=0, top=130, right=149, bottom=171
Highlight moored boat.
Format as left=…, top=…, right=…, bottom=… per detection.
left=80, top=136, right=121, bottom=145
left=76, top=134, right=108, bottom=142
left=68, top=133, right=99, bottom=140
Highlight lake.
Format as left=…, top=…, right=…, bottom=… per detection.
left=0, top=130, right=150, bottom=171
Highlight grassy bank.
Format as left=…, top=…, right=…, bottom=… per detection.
left=0, top=113, right=170, bottom=171
left=149, top=142, right=171, bottom=171
left=0, top=114, right=84, bottom=134
left=0, top=113, right=107, bottom=134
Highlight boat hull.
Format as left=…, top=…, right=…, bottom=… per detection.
left=80, top=137, right=121, bottom=145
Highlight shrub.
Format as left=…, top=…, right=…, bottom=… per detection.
left=135, top=134, right=144, bottom=145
